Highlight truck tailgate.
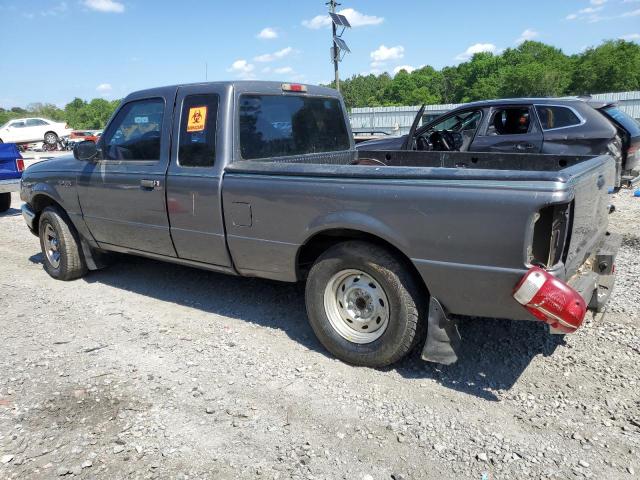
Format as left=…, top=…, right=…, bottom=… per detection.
left=562, top=155, right=615, bottom=277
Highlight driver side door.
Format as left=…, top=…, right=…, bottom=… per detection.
left=76, top=94, right=177, bottom=257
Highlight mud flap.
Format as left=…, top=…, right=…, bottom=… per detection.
left=421, top=297, right=462, bottom=365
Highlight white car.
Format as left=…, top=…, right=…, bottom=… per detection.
left=0, top=118, right=73, bottom=145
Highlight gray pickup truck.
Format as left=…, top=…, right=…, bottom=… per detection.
left=20, top=81, right=620, bottom=367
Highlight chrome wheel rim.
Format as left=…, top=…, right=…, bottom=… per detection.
left=43, top=223, right=61, bottom=268
left=323, top=269, right=390, bottom=344
left=44, top=133, right=57, bottom=144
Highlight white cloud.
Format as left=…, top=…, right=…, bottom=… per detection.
left=96, top=83, right=112, bottom=93
left=227, top=60, right=255, bottom=78
left=274, top=66, right=294, bottom=75
left=515, top=28, right=539, bottom=44
left=302, top=8, right=383, bottom=29
left=579, top=6, right=604, bottom=14
left=370, top=45, right=404, bottom=67
left=566, top=13, right=578, bottom=20
left=257, top=27, right=278, bottom=40
left=620, top=33, right=640, bottom=40
left=254, top=46, right=293, bottom=63
left=84, top=0, right=125, bottom=13
left=393, top=65, right=416, bottom=75
left=455, top=43, right=498, bottom=61
left=590, top=0, right=607, bottom=4
left=622, top=8, right=640, bottom=16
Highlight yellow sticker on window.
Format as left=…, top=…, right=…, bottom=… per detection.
left=187, top=106, right=207, bottom=132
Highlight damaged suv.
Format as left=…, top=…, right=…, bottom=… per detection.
left=357, top=98, right=632, bottom=186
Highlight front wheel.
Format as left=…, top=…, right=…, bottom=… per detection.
left=38, top=206, right=88, bottom=281
left=0, top=192, right=11, bottom=212
left=305, top=241, right=426, bottom=367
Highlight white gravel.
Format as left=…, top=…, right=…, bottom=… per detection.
left=0, top=190, right=639, bottom=479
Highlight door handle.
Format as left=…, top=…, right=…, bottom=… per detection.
left=140, top=179, right=160, bottom=190
left=515, top=143, right=535, bottom=151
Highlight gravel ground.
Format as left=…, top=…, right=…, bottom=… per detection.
left=0, top=190, right=639, bottom=480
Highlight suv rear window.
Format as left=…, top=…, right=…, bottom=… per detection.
left=536, top=106, right=582, bottom=130
left=603, top=106, right=640, bottom=137
left=239, top=95, right=350, bottom=160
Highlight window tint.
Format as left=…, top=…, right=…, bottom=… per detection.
left=178, top=94, right=219, bottom=167
left=486, top=108, right=531, bottom=135
left=103, top=98, right=164, bottom=161
left=536, top=106, right=582, bottom=130
left=603, top=106, right=640, bottom=137
left=239, top=95, right=350, bottom=160
left=10, top=121, right=26, bottom=128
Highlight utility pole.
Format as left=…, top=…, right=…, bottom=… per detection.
left=329, top=0, right=340, bottom=91
left=326, top=1, right=350, bottom=92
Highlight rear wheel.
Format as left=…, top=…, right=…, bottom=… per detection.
left=0, top=193, right=11, bottom=212
left=44, top=132, right=58, bottom=145
left=305, top=241, right=426, bottom=367
left=38, top=206, right=88, bottom=281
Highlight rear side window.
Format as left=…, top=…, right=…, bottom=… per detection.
left=603, top=106, right=640, bottom=137
left=536, top=106, right=582, bottom=130
left=239, top=95, right=350, bottom=160
left=26, top=119, right=48, bottom=126
left=486, top=108, right=531, bottom=135
left=103, top=98, right=164, bottom=161
left=178, top=94, right=219, bottom=167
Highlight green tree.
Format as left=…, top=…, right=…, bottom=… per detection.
left=571, top=40, right=640, bottom=94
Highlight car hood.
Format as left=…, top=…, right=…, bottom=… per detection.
left=355, top=135, right=407, bottom=151
left=23, top=154, right=82, bottom=176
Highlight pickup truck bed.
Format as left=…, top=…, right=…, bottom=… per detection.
left=224, top=150, right=614, bottom=321
left=19, top=81, right=619, bottom=367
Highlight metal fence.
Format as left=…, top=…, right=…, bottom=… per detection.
left=349, top=91, right=640, bottom=135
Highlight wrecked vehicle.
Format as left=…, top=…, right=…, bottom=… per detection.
left=20, top=81, right=619, bottom=367
left=357, top=98, right=635, bottom=187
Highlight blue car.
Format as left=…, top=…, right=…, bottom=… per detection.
left=0, top=143, right=24, bottom=212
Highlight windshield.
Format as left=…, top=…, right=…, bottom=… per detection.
left=603, top=106, right=640, bottom=137
left=424, top=110, right=482, bottom=134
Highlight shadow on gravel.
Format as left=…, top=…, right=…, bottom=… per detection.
left=0, top=207, right=21, bottom=217
left=31, top=253, right=566, bottom=401
left=393, top=318, right=566, bottom=401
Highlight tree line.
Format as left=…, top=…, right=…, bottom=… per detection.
left=0, top=98, right=121, bottom=130
left=332, top=40, right=640, bottom=109
left=1, top=39, right=639, bottom=125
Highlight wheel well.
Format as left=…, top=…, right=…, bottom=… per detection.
left=30, top=195, right=61, bottom=234
left=296, top=229, right=429, bottom=294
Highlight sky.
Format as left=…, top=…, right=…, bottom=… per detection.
left=0, top=0, right=639, bottom=108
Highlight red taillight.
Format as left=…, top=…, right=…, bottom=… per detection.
left=282, top=83, right=307, bottom=92
left=513, top=267, right=586, bottom=333
left=16, top=158, right=24, bottom=172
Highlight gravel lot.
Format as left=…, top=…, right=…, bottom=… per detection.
left=1, top=189, right=638, bottom=480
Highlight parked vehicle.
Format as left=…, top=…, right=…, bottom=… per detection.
left=590, top=101, right=640, bottom=185
left=19, top=81, right=619, bottom=367
left=0, top=118, right=72, bottom=146
left=69, top=130, right=102, bottom=144
left=357, top=99, right=625, bottom=185
left=0, top=143, right=24, bottom=212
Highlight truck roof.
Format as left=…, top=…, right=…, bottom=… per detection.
left=124, top=81, right=341, bottom=101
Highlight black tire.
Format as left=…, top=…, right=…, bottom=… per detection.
left=38, top=206, right=88, bottom=281
left=305, top=241, right=426, bottom=368
left=0, top=192, right=10, bottom=213
left=43, top=131, right=58, bottom=145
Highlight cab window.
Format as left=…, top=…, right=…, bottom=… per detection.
left=178, top=94, right=219, bottom=167
left=102, top=98, right=164, bottom=161
left=486, top=108, right=531, bottom=135
left=536, top=106, right=582, bottom=130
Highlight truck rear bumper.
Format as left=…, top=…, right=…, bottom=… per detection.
left=0, top=178, right=20, bottom=194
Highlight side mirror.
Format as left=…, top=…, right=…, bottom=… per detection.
left=73, top=140, right=98, bottom=161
